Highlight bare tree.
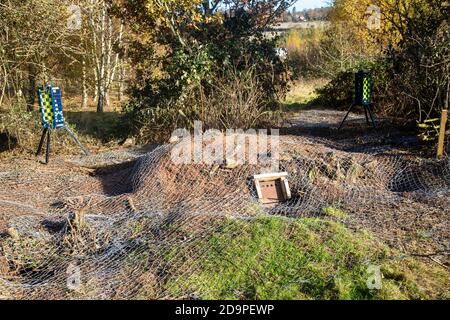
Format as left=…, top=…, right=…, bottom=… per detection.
left=86, top=0, right=123, bottom=113
left=0, top=0, right=83, bottom=110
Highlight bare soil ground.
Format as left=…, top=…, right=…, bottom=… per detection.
left=0, top=109, right=446, bottom=236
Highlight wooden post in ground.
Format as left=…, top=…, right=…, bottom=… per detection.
left=437, top=109, right=448, bottom=159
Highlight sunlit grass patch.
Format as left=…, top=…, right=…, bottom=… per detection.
left=321, top=206, right=348, bottom=219
left=283, top=79, right=328, bottom=113
left=164, top=216, right=448, bottom=300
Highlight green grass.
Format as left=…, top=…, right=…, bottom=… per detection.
left=321, top=206, right=348, bottom=219
left=65, top=111, right=128, bottom=143
left=163, top=216, right=448, bottom=300
left=0, top=103, right=128, bottom=156
left=283, top=79, right=327, bottom=113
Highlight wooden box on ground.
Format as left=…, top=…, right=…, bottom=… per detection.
left=253, top=172, right=291, bottom=204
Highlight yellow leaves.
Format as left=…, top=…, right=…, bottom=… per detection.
left=205, top=14, right=222, bottom=24
left=286, top=31, right=302, bottom=51
left=144, top=0, right=222, bottom=33
left=417, top=118, right=442, bottom=141
left=191, top=12, right=203, bottom=23
left=332, top=0, right=424, bottom=54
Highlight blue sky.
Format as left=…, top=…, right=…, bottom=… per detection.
left=292, top=0, right=331, bottom=10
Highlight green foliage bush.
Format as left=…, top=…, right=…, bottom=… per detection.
left=315, top=71, right=354, bottom=108
left=125, top=61, right=284, bottom=142
left=315, top=60, right=391, bottom=110
left=0, top=101, right=39, bottom=152
left=121, top=2, right=290, bottom=143
left=315, top=1, right=449, bottom=126
left=284, top=28, right=324, bottom=80
left=286, top=44, right=322, bottom=80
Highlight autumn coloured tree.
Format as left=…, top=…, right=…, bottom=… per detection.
left=0, top=0, right=82, bottom=110
left=117, top=0, right=296, bottom=141
left=317, top=0, right=449, bottom=122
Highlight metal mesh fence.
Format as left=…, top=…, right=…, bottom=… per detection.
left=0, top=132, right=448, bottom=299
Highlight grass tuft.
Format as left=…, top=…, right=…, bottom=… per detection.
left=163, top=216, right=448, bottom=300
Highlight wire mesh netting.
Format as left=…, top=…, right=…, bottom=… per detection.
left=0, top=128, right=449, bottom=299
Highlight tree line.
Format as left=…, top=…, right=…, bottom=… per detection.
left=280, top=6, right=332, bottom=22
left=1, top=0, right=447, bottom=145
left=0, top=0, right=126, bottom=113
left=287, top=0, right=449, bottom=128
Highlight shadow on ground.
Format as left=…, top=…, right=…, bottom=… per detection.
left=91, top=144, right=159, bottom=196
left=65, top=111, right=128, bottom=142
left=279, top=108, right=425, bottom=155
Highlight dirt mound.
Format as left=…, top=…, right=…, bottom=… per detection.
left=0, top=128, right=448, bottom=299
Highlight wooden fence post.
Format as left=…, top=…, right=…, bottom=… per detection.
left=437, top=109, right=448, bottom=159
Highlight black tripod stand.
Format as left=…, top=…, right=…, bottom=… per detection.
left=36, top=127, right=89, bottom=164
left=338, top=103, right=377, bottom=130
left=338, top=70, right=377, bottom=130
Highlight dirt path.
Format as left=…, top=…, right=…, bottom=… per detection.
left=282, top=108, right=425, bottom=155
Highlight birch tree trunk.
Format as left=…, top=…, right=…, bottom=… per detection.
left=96, top=0, right=107, bottom=113
left=117, top=62, right=124, bottom=102
left=88, top=0, right=123, bottom=113
left=82, top=56, right=89, bottom=109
